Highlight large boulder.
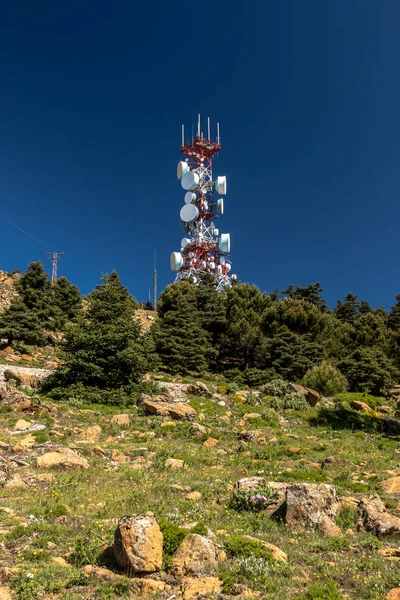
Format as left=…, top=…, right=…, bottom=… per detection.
left=171, top=534, right=221, bottom=576
left=37, top=448, right=89, bottom=470
left=114, top=514, right=163, bottom=573
left=139, top=397, right=170, bottom=416
left=167, top=403, right=197, bottom=421
left=187, top=381, right=212, bottom=398
left=287, top=383, right=319, bottom=407
left=110, top=414, right=131, bottom=426
left=285, top=483, right=342, bottom=537
left=359, top=495, right=400, bottom=537
left=4, top=369, right=40, bottom=389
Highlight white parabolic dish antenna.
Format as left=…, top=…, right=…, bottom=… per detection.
left=180, top=203, right=199, bottom=223
left=219, top=233, right=230, bottom=253
left=215, top=176, right=227, bottom=195
left=170, top=252, right=183, bottom=272
left=216, top=198, right=224, bottom=215
left=185, top=191, right=196, bottom=204
left=177, top=161, right=189, bottom=180
left=181, top=237, right=191, bottom=248
left=181, top=171, right=200, bottom=191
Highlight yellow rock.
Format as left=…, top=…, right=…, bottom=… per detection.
left=181, top=576, right=223, bottom=600
left=13, top=419, right=31, bottom=430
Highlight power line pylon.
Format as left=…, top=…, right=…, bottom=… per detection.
left=45, top=251, right=64, bottom=283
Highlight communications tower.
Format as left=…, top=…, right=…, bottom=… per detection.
left=170, top=115, right=236, bottom=291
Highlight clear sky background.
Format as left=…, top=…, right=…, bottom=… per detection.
left=0, top=1, right=399, bottom=308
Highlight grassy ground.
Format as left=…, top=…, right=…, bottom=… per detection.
left=0, top=376, right=399, bottom=599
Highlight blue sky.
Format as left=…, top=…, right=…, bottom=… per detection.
left=0, top=1, right=399, bottom=309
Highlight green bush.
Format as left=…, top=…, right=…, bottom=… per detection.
left=159, top=520, right=187, bottom=557
left=229, top=485, right=278, bottom=512
left=297, top=579, right=342, bottom=600
left=334, top=392, right=385, bottom=410
left=69, top=534, right=100, bottom=567
left=225, top=535, right=272, bottom=559
left=261, top=379, right=288, bottom=396
left=335, top=505, right=359, bottom=530
left=159, top=519, right=209, bottom=557
left=270, top=391, right=309, bottom=411
left=302, top=361, right=348, bottom=396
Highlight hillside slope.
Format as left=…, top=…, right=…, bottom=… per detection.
left=0, top=373, right=400, bottom=599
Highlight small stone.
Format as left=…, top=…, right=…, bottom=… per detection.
left=288, top=447, right=302, bottom=454
left=13, top=419, right=31, bottom=430
left=382, top=477, right=400, bottom=494
left=181, top=576, right=223, bottom=600
left=5, top=473, right=26, bottom=489
left=161, top=420, right=176, bottom=428
left=129, top=579, right=166, bottom=597
left=46, top=541, right=56, bottom=550
left=110, top=414, right=131, bottom=426
left=385, top=589, right=400, bottom=600
left=185, top=491, right=202, bottom=501
left=351, top=400, right=371, bottom=412
left=0, top=587, right=13, bottom=600
left=37, top=447, right=89, bottom=470
left=165, top=458, right=185, bottom=469
left=243, top=413, right=262, bottom=420
left=51, top=557, right=71, bottom=568
left=203, top=437, right=218, bottom=448
left=77, top=425, right=102, bottom=442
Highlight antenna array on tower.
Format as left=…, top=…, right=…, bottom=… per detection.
left=170, top=116, right=236, bottom=291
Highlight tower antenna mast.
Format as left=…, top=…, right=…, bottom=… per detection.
left=45, top=251, right=64, bottom=283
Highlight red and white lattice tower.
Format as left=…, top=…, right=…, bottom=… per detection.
left=170, top=115, right=236, bottom=291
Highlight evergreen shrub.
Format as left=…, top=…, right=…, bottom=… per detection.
left=302, top=361, right=348, bottom=396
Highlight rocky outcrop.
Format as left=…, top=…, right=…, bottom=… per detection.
left=37, top=448, right=89, bottom=470
left=114, top=514, right=163, bottom=573
left=359, top=495, right=400, bottom=536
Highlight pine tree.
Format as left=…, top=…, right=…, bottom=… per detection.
left=389, top=295, right=400, bottom=331
left=282, top=283, right=328, bottom=311
left=195, top=274, right=226, bottom=354
left=0, top=297, right=47, bottom=346
left=155, top=281, right=213, bottom=374
left=334, top=293, right=360, bottom=324
left=48, top=272, right=155, bottom=397
left=50, top=276, right=82, bottom=325
left=219, top=283, right=270, bottom=370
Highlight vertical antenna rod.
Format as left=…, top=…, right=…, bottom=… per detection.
left=181, top=124, right=184, bottom=147
left=197, top=114, right=201, bottom=138
left=153, top=249, right=157, bottom=310
left=207, top=117, right=210, bottom=140
left=217, top=122, right=220, bottom=144
left=45, top=251, right=65, bottom=284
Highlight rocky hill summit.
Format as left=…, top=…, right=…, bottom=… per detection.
left=0, top=371, right=400, bottom=599
left=0, top=271, right=20, bottom=313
